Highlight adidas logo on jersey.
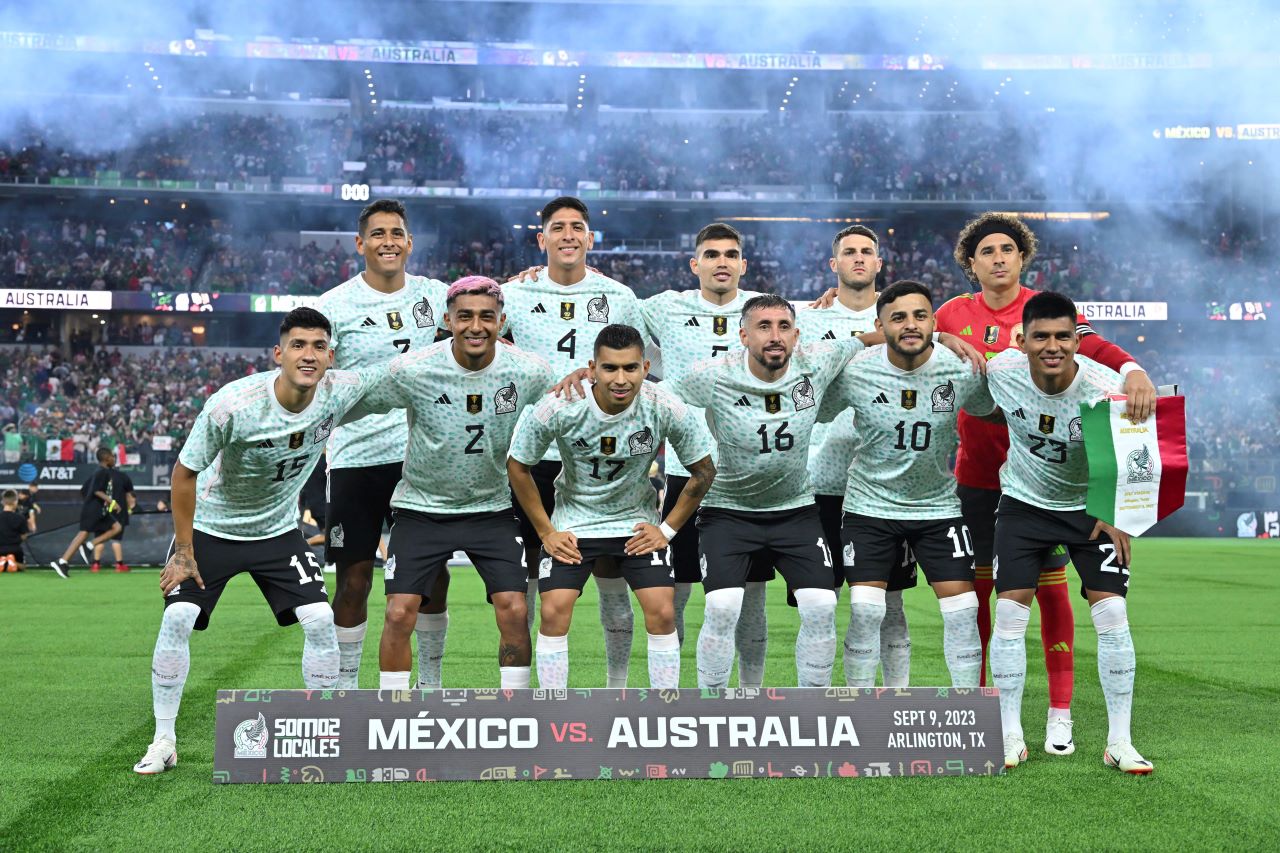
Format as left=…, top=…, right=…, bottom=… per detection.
left=530, top=303, right=548, bottom=314
left=1011, top=408, right=1027, bottom=420
left=872, top=392, right=889, bottom=404
left=821, top=330, right=836, bottom=340
left=734, top=396, right=751, bottom=407
left=959, top=325, right=973, bottom=336
left=573, top=438, right=590, bottom=449
left=435, top=394, right=452, bottom=404
left=685, top=317, right=700, bottom=327
left=256, top=439, right=275, bottom=448
left=361, top=317, right=377, bottom=327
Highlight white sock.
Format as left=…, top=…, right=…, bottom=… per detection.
left=536, top=633, right=569, bottom=689
left=647, top=631, right=681, bottom=689
left=596, top=576, right=633, bottom=688
left=152, top=603, right=199, bottom=739
left=879, top=589, right=911, bottom=687
left=414, top=611, right=449, bottom=689
left=296, top=602, right=339, bottom=690
left=673, top=582, right=694, bottom=645
left=334, top=621, right=367, bottom=690
left=696, top=587, right=743, bottom=688
left=938, top=591, right=982, bottom=688
left=735, top=581, right=768, bottom=688
left=525, top=581, right=537, bottom=633
left=500, top=666, right=531, bottom=689
left=795, top=587, right=838, bottom=687
left=844, top=586, right=886, bottom=687
left=1091, top=597, right=1135, bottom=745
left=991, top=599, right=1031, bottom=740
left=379, top=670, right=410, bottom=690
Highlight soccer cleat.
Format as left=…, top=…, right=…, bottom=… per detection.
left=1104, top=741, right=1154, bottom=775
left=133, top=737, right=178, bottom=775
left=1044, top=717, right=1076, bottom=755
left=1003, top=735, right=1029, bottom=769
left=115, top=562, right=131, bottom=573
left=77, top=543, right=91, bottom=564
left=91, top=562, right=101, bottom=573
left=52, top=559, right=71, bottom=579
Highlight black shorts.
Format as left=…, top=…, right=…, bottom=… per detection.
left=165, top=529, right=328, bottom=631
left=696, top=504, right=832, bottom=593
left=666, top=475, right=773, bottom=584
left=386, top=508, right=527, bottom=603
left=326, top=462, right=401, bottom=563
left=842, top=513, right=974, bottom=586
left=538, top=537, right=673, bottom=593
left=993, top=496, right=1130, bottom=599
left=79, top=503, right=119, bottom=534
left=513, top=460, right=561, bottom=548
left=959, top=484, right=1068, bottom=570
left=816, top=495, right=918, bottom=592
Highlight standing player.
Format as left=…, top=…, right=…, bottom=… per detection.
left=984, top=292, right=1151, bottom=774
left=92, top=466, right=135, bottom=573
left=509, top=324, right=715, bottom=689
left=501, top=196, right=649, bottom=687
left=49, top=448, right=123, bottom=578
left=359, top=277, right=555, bottom=691
left=937, top=212, right=1155, bottom=756
left=0, top=489, right=27, bottom=572
left=818, top=281, right=989, bottom=687
left=797, top=224, right=915, bottom=687
left=133, top=307, right=383, bottom=775
left=316, top=198, right=451, bottom=690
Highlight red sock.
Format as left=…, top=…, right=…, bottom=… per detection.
left=974, top=569, right=995, bottom=687
left=1036, top=568, right=1074, bottom=711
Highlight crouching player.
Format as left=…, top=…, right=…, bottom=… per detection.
left=509, top=324, right=715, bottom=689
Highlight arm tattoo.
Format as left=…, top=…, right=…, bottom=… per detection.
left=683, top=457, right=717, bottom=500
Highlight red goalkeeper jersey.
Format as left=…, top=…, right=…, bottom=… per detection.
left=934, top=287, right=1138, bottom=490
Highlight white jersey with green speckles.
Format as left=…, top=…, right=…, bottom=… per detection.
left=670, top=338, right=864, bottom=512
left=316, top=273, right=448, bottom=469
left=640, top=287, right=762, bottom=477
left=819, top=345, right=995, bottom=519
left=509, top=381, right=713, bottom=538
left=179, top=368, right=383, bottom=541
left=986, top=350, right=1121, bottom=511
left=357, top=340, right=555, bottom=515
left=796, top=300, right=878, bottom=496
left=500, top=270, right=648, bottom=462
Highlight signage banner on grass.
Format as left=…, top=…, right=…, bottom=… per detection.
left=1080, top=395, right=1188, bottom=535
left=213, top=687, right=1003, bottom=783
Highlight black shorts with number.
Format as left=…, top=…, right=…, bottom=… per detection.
left=326, top=462, right=401, bottom=563
left=538, top=537, right=673, bottom=593
left=386, top=508, right=527, bottom=602
left=993, top=496, right=1130, bottom=598
left=959, top=484, right=1068, bottom=570
left=696, top=504, right=832, bottom=594
left=165, top=528, right=328, bottom=631
left=513, top=460, right=561, bottom=548
left=842, top=513, right=974, bottom=586
left=816, top=495, right=918, bottom=592
left=666, top=475, right=774, bottom=584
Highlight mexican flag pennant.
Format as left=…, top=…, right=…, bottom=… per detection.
left=1080, top=394, right=1187, bottom=536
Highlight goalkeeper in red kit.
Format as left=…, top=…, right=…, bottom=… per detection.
left=935, top=212, right=1155, bottom=758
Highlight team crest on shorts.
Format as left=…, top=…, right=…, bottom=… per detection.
left=495, top=383, right=519, bottom=414
left=901, top=389, right=918, bottom=410
left=384, top=555, right=396, bottom=580
left=713, top=316, right=728, bottom=336
left=791, top=376, right=815, bottom=411
left=628, top=426, right=654, bottom=456
left=412, top=298, right=434, bottom=328
left=931, top=381, right=955, bottom=412
left=288, top=431, right=305, bottom=450
left=539, top=557, right=553, bottom=579
left=387, top=311, right=404, bottom=331
left=764, top=393, right=782, bottom=414
left=843, top=542, right=856, bottom=567
left=587, top=294, right=610, bottom=323
left=1068, top=417, right=1083, bottom=442
left=233, top=713, right=269, bottom=759
left=1038, top=414, right=1056, bottom=435
left=313, top=414, right=333, bottom=445
left=329, top=524, right=344, bottom=548
left=600, top=436, right=618, bottom=456
left=467, top=394, right=483, bottom=415
left=699, top=553, right=708, bottom=580
left=560, top=302, right=575, bottom=321
left=1126, top=445, right=1155, bottom=483
left=983, top=325, right=1000, bottom=345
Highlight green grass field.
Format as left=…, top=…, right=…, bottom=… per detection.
left=2, top=538, right=1277, bottom=851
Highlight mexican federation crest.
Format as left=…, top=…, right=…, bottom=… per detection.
left=628, top=426, right=654, bottom=456
left=312, top=414, right=333, bottom=445
left=587, top=294, right=610, bottom=323
left=791, top=376, right=815, bottom=410
left=494, top=383, right=518, bottom=415
left=1068, top=417, right=1083, bottom=442
left=412, top=297, right=435, bottom=328
left=1126, top=445, right=1155, bottom=483
left=233, top=713, right=269, bottom=759
left=931, top=381, right=955, bottom=412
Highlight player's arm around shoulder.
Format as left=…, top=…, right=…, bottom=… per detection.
left=815, top=355, right=867, bottom=424
left=947, top=352, right=1002, bottom=423
left=668, top=352, right=725, bottom=408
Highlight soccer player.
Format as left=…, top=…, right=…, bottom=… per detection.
left=984, top=291, right=1152, bottom=774
left=92, top=466, right=135, bottom=573
left=133, top=307, right=384, bottom=775
left=797, top=224, right=915, bottom=687
left=509, top=323, right=715, bottom=689
left=936, top=212, right=1155, bottom=756
left=359, top=277, right=555, bottom=691
left=50, top=447, right=123, bottom=578
left=501, top=196, right=650, bottom=687
left=818, top=281, right=991, bottom=688
left=0, top=489, right=27, bottom=572
left=316, top=198, right=451, bottom=690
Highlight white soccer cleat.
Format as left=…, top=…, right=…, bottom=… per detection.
left=1044, top=717, right=1076, bottom=755
left=133, top=737, right=178, bottom=775
left=1104, top=741, right=1154, bottom=775
left=1003, top=735, right=1029, bottom=769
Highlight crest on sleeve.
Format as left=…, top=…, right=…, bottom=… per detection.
left=764, top=393, right=782, bottom=414
left=387, top=311, right=404, bottom=331
left=288, top=431, right=305, bottom=450
left=312, top=414, right=333, bottom=445
left=791, top=376, right=815, bottom=411
left=494, top=383, right=518, bottom=415
left=713, top=315, right=728, bottom=336
left=600, top=436, right=617, bottom=456
left=901, top=389, right=918, bottom=410
left=1038, top=414, right=1056, bottom=435
left=628, top=426, right=654, bottom=456
left=931, top=381, right=955, bottom=412
left=412, top=298, right=434, bottom=328
left=1068, top=417, right=1083, bottom=442
left=587, top=294, right=610, bottom=323
left=560, top=302, right=575, bottom=321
